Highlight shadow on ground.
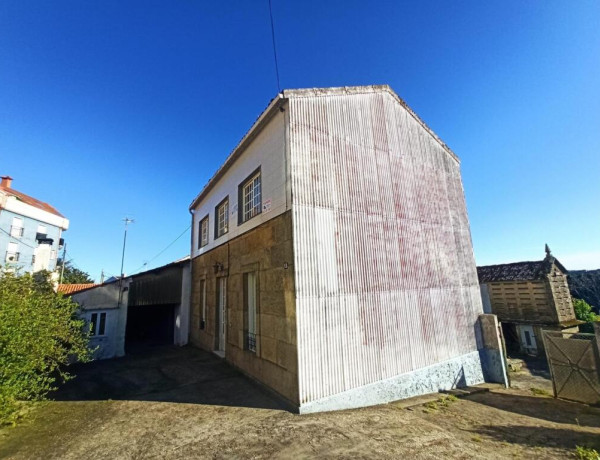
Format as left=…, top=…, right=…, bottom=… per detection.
left=466, top=391, right=600, bottom=428
left=520, top=355, right=551, bottom=379
left=471, top=425, right=600, bottom=451
left=508, top=353, right=551, bottom=379
left=52, top=345, right=291, bottom=411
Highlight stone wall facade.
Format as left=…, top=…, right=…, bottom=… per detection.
left=189, top=211, right=298, bottom=405
left=546, top=263, right=576, bottom=324
left=484, top=265, right=576, bottom=327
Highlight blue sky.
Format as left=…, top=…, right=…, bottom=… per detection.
left=1, top=1, right=599, bottom=280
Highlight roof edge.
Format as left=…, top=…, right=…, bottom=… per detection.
left=478, top=257, right=568, bottom=272
left=282, top=85, right=459, bottom=163
left=189, top=94, right=285, bottom=210
left=189, top=84, right=460, bottom=210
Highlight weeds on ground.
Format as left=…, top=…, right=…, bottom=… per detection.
left=575, top=445, right=600, bottom=460
left=530, top=387, right=551, bottom=397
left=424, top=401, right=438, bottom=411
left=471, top=435, right=482, bottom=443
left=439, top=394, right=459, bottom=407
left=422, top=395, right=459, bottom=413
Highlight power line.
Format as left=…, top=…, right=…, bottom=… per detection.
left=0, top=227, right=36, bottom=249
left=268, top=0, right=281, bottom=92
left=0, top=226, right=93, bottom=277
left=130, top=224, right=191, bottom=275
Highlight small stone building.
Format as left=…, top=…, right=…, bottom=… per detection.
left=478, top=247, right=581, bottom=356
left=188, top=85, right=487, bottom=413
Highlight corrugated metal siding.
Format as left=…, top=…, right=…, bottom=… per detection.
left=289, top=90, right=483, bottom=404
left=128, top=267, right=182, bottom=307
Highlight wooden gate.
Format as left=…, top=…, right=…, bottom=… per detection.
left=542, top=331, right=600, bottom=405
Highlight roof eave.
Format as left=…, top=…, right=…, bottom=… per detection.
left=189, top=84, right=460, bottom=211
left=189, top=94, right=285, bottom=211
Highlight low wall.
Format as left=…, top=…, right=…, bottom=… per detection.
left=299, top=351, right=484, bottom=414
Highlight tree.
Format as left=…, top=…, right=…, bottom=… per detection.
left=573, top=298, right=599, bottom=334
left=58, top=260, right=94, bottom=284
left=0, top=270, right=92, bottom=425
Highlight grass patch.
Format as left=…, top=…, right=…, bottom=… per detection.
left=438, top=395, right=459, bottom=407
left=424, top=401, right=438, bottom=411
left=471, top=435, right=482, bottom=443
left=575, top=445, right=600, bottom=460
left=422, top=395, right=460, bottom=412
left=529, top=387, right=551, bottom=397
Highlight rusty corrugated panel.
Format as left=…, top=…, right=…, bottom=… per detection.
left=289, top=89, right=483, bottom=404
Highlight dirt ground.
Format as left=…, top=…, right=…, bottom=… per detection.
left=1, top=346, right=599, bottom=459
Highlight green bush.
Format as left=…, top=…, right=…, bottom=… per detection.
left=573, top=298, right=599, bottom=334
left=575, top=445, right=600, bottom=460
left=0, top=270, right=91, bottom=425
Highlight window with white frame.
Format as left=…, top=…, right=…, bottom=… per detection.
left=10, top=217, right=24, bottom=238
left=5, top=242, right=19, bottom=262
left=215, top=197, right=229, bottom=238
left=239, top=169, right=261, bottom=224
left=37, top=224, right=47, bottom=235
left=90, top=312, right=107, bottom=336
left=198, top=215, right=209, bottom=248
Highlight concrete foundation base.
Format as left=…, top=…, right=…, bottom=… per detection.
left=299, top=351, right=484, bottom=414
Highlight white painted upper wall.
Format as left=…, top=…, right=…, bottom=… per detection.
left=71, top=282, right=124, bottom=310
left=190, top=109, right=289, bottom=257
left=0, top=193, right=69, bottom=230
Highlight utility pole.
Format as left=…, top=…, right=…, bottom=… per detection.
left=120, top=217, right=134, bottom=279
left=59, top=242, right=67, bottom=284
left=117, top=217, right=134, bottom=308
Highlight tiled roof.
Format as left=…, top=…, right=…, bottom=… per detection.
left=477, top=261, right=547, bottom=283
left=477, top=257, right=568, bottom=283
left=477, top=256, right=568, bottom=284
left=0, top=184, right=65, bottom=217
left=57, top=284, right=99, bottom=295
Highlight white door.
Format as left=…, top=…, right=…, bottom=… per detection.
left=520, top=325, right=537, bottom=354
left=217, top=277, right=227, bottom=352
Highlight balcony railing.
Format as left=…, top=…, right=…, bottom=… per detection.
left=36, top=233, right=54, bottom=245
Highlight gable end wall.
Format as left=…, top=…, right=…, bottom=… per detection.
left=288, top=90, right=484, bottom=407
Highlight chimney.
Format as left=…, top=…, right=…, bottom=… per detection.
left=1, top=176, right=13, bottom=188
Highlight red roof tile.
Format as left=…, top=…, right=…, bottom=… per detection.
left=57, top=284, right=99, bottom=295
left=0, top=185, right=65, bottom=217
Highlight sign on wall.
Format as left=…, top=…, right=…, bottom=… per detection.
left=263, top=198, right=272, bottom=213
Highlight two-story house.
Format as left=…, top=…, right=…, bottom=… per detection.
left=0, top=176, right=69, bottom=273
left=188, top=85, right=486, bottom=413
